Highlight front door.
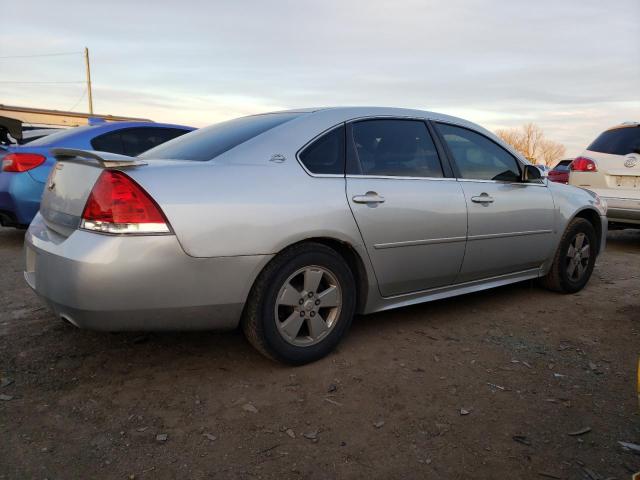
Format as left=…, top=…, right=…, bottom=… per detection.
left=434, top=122, right=555, bottom=282
left=345, top=118, right=468, bottom=296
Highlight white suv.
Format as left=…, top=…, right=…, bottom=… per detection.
left=570, top=122, right=640, bottom=228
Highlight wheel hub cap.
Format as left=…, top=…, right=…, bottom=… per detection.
left=275, top=266, right=342, bottom=347
left=566, top=232, right=590, bottom=282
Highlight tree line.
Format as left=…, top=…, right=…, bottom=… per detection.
left=495, top=123, right=566, bottom=167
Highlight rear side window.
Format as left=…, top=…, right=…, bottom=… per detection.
left=299, top=126, right=345, bottom=174
left=139, top=113, right=302, bottom=161
left=587, top=127, right=640, bottom=155
left=436, top=123, right=521, bottom=182
left=350, top=119, right=443, bottom=177
left=91, top=131, right=124, bottom=154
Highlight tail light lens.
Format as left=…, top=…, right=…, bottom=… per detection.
left=570, top=157, right=597, bottom=172
left=2, top=153, right=46, bottom=172
left=81, top=170, right=170, bottom=234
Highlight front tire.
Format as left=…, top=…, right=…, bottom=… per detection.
left=540, top=218, right=597, bottom=293
left=242, top=242, right=356, bottom=365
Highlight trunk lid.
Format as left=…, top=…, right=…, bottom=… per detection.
left=40, top=149, right=146, bottom=237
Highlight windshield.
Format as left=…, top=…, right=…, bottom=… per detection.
left=139, top=112, right=304, bottom=161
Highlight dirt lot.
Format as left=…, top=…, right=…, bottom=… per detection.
left=0, top=226, right=638, bottom=480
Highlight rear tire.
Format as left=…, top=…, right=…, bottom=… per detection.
left=540, top=218, right=597, bottom=293
left=242, top=242, right=356, bottom=365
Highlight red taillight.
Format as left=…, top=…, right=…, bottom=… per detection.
left=2, top=153, right=46, bottom=172
left=570, top=157, right=597, bottom=172
left=81, top=170, right=170, bottom=234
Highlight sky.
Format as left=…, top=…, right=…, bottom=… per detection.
left=1, top=0, right=638, bottom=156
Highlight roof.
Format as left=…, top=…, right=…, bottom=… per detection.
left=606, top=121, right=639, bottom=131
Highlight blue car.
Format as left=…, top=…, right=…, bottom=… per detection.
left=0, top=121, right=194, bottom=227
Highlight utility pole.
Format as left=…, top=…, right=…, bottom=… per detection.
left=84, top=47, right=94, bottom=114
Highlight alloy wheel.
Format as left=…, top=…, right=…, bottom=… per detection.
left=274, top=265, right=342, bottom=347
left=565, top=232, right=590, bottom=282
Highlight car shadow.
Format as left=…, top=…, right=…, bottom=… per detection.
left=46, top=279, right=541, bottom=373
left=606, top=228, right=640, bottom=252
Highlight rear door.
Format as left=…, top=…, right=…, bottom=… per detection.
left=434, top=122, right=555, bottom=282
left=345, top=118, right=467, bottom=297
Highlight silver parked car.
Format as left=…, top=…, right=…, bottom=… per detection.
left=24, top=107, right=608, bottom=364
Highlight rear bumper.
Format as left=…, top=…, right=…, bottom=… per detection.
left=24, top=213, right=272, bottom=331
left=0, top=171, right=43, bottom=226
left=603, top=196, right=640, bottom=225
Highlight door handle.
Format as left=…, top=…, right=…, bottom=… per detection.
left=471, top=193, right=494, bottom=204
left=352, top=191, right=386, bottom=204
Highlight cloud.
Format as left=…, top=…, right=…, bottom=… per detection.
left=1, top=0, right=638, bottom=155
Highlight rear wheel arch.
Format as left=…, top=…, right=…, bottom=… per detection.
left=244, top=237, right=369, bottom=315
left=307, top=237, right=369, bottom=314
left=241, top=238, right=360, bottom=364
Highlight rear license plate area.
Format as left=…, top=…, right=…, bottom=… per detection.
left=614, top=176, right=639, bottom=188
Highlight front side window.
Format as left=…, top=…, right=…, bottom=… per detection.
left=299, top=126, right=345, bottom=174
left=587, top=126, right=640, bottom=155
left=351, top=119, right=443, bottom=177
left=436, top=123, right=521, bottom=182
left=139, top=113, right=303, bottom=161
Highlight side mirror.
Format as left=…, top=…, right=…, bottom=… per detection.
left=522, top=164, right=542, bottom=182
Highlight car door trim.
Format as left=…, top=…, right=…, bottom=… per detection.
left=346, top=174, right=455, bottom=181
left=374, top=235, right=467, bottom=249
left=373, top=267, right=541, bottom=305
left=467, top=229, right=553, bottom=241
left=457, top=178, right=547, bottom=187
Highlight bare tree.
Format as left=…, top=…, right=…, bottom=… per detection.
left=495, top=123, right=566, bottom=166
left=538, top=139, right=566, bottom=167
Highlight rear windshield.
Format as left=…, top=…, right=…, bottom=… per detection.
left=139, top=113, right=303, bottom=161
left=587, top=126, right=640, bottom=155
left=26, top=125, right=94, bottom=146
left=553, top=160, right=572, bottom=171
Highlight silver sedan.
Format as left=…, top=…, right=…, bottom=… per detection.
left=24, top=107, right=608, bottom=364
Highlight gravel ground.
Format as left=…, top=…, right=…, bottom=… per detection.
left=0, top=226, right=639, bottom=480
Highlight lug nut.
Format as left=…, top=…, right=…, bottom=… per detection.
left=300, top=311, right=305, bottom=317
left=299, top=299, right=304, bottom=305
left=315, top=299, right=320, bottom=305
left=308, top=292, right=314, bottom=298
left=310, top=311, right=316, bottom=317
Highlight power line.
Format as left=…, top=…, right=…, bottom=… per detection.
left=0, top=51, right=82, bottom=59
left=0, top=81, right=84, bottom=84
left=68, top=88, right=87, bottom=111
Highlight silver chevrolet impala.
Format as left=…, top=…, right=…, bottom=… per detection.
left=24, top=107, right=608, bottom=364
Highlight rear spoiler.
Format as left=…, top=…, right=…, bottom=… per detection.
left=51, top=148, right=147, bottom=168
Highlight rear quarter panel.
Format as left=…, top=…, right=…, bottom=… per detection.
left=128, top=157, right=365, bottom=259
